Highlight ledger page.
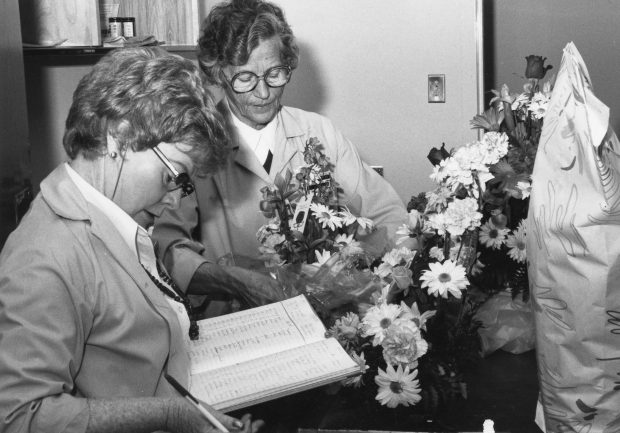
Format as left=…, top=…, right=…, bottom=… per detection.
left=188, top=295, right=327, bottom=374
left=190, top=338, right=358, bottom=411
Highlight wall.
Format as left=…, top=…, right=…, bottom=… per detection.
left=262, top=0, right=482, bottom=201
left=486, top=0, right=620, bottom=132
left=23, top=57, right=101, bottom=190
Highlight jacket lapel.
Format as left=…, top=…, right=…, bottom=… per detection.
left=217, top=100, right=272, bottom=183
left=40, top=165, right=175, bottom=314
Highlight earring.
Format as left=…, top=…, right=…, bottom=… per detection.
left=109, top=151, right=118, bottom=159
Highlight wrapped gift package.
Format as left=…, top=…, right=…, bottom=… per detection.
left=527, top=42, right=620, bottom=431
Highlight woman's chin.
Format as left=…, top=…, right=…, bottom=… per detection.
left=133, top=210, right=155, bottom=228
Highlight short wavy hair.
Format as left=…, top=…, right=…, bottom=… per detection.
left=63, top=47, right=229, bottom=176
left=197, top=0, right=299, bottom=87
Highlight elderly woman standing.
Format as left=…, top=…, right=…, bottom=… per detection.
left=0, top=47, right=262, bottom=433
left=152, top=0, right=408, bottom=315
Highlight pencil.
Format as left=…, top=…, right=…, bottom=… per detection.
left=164, top=373, right=230, bottom=433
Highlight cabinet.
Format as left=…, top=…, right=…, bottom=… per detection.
left=1, top=0, right=32, bottom=248
left=19, top=0, right=207, bottom=48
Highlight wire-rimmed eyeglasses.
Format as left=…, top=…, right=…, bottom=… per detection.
left=152, top=147, right=195, bottom=198
left=229, top=65, right=292, bottom=93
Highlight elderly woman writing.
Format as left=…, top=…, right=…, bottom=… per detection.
left=0, top=47, right=263, bottom=433
left=153, top=0, right=408, bottom=316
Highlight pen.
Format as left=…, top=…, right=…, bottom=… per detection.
left=164, top=373, right=230, bottom=433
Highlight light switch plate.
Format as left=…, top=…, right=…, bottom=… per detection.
left=428, top=74, right=445, bottom=103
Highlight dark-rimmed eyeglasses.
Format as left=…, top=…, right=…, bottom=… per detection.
left=152, top=147, right=195, bottom=198
left=229, top=65, right=292, bottom=93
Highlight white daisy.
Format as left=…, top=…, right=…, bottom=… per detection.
left=310, top=203, right=343, bottom=231
left=506, top=225, right=527, bottom=263
left=362, top=302, right=402, bottom=345
left=337, top=207, right=358, bottom=226
left=356, top=216, right=374, bottom=233
left=314, top=249, right=332, bottom=265
left=479, top=220, right=509, bottom=250
left=420, top=260, right=469, bottom=299
left=395, top=210, right=423, bottom=245
left=375, top=365, right=422, bottom=408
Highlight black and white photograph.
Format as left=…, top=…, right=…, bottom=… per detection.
left=2, top=1, right=620, bottom=433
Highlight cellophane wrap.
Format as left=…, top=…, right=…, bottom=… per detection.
left=273, top=252, right=384, bottom=318
left=527, top=42, right=620, bottom=432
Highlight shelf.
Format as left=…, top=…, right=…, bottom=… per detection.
left=23, top=45, right=196, bottom=56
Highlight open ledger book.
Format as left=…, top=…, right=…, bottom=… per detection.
left=187, top=295, right=360, bottom=412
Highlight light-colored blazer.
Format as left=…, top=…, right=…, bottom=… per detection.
left=0, top=165, right=188, bottom=433
left=153, top=102, right=408, bottom=291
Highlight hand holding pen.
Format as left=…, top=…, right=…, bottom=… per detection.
left=165, top=373, right=264, bottom=433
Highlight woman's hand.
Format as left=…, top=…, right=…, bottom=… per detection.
left=188, top=262, right=292, bottom=307
left=167, top=399, right=264, bottom=433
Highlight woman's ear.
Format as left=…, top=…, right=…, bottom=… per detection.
left=106, top=133, right=120, bottom=159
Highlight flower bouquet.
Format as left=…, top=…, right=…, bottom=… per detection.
left=256, top=137, right=383, bottom=315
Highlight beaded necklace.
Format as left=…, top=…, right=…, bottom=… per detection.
left=142, top=262, right=199, bottom=340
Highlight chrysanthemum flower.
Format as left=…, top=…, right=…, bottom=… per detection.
left=479, top=220, right=509, bottom=250
left=375, top=365, right=422, bottom=408
left=327, top=312, right=361, bottom=349
left=441, top=197, right=483, bottom=236
left=429, top=246, right=445, bottom=261
left=362, top=302, right=403, bottom=345
left=420, top=260, right=469, bottom=299
left=310, top=203, right=343, bottom=231
left=342, top=352, right=368, bottom=388
left=506, top=224, right=527, bottom=263
left=382, top=323, right=429, bottom=368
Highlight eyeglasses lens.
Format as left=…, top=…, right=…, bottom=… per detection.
left=232, top=66, right=291, bottom=93
left=175, top=173, right=195, bottom=197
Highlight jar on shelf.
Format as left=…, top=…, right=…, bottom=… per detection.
left=108, top=17, right=122, bottom=39
left=122, top=17, right=135, bottom=38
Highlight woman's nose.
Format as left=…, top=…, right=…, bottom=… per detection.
left=253, top=78, right=270, bottom=99
left=162, top=189, right=182, bottom=209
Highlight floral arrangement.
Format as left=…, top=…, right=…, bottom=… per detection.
left=255, top=54, right=552, bottom=414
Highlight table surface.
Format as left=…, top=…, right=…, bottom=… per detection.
left=230, top=350, right=541, bottom=433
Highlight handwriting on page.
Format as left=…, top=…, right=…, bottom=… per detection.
left=188, top=296, right=326, bottom=374
left=190, top=339, right=356, bottom=409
